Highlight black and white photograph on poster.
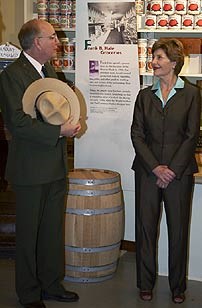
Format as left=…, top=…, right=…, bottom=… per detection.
left=88, top=2, right=137, bottom=45
left=89, top=60, right=100, bottom=77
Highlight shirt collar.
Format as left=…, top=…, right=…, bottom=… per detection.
left=151, top=76, right=184, bottom=91
left=23, top=51, right=43, bottom=75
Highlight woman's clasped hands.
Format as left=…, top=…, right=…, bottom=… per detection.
left=153, top=165, right=176, bottom=189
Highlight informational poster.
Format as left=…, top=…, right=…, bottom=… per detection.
left=75, top=0, right=140, bottom=241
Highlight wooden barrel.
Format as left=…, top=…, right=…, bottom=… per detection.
left=64, top=168, right=124, bottom=283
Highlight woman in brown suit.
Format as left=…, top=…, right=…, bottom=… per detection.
left=131, top=39, right=201, bottom=304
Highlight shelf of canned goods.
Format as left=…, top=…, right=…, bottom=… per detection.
left=135, top=0, right=202, bottom=80
left=36, top=0, right=76, bottom=73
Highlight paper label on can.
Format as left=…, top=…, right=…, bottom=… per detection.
left=135, top=0, right=145, bottom=15
left=187, top=0, right=200, bottom=14
left=175, top=0, right=187, bottom=14
left=138, top=39, right=147, bottom=56
left=168, top=14, right=181, bottom=28
left=147, top=39, right=157, bottom=55
left=63, top=42, right=75, bottom=55
left=38, top=14, right=49, bottom=21
left=49, top=14, right=60, bottom=27
left=37, top=3, right=48, bottom=12
left=162, top=0, right=175, bottom=15
left=145, top=14, right=156, bottom=28
left=182, top=14, right=194, bottom=28
left=63, top=55, right=75, bottom=70
left=157, top=14, right=168, bottom=28
left=60, top=1, right=72, bottom=14
left=51, top=58, right=63, bottom=69
left=194, top=14, right=202, bottom=28
left=139, top=56, right=147, bottom=73
left=147, top=55, right=153, bottom=72
left=60, top=16, right=72, bottom=29
left=150, top=0, right=163, bottom=15
left=49, top=2, right=60, bottom=13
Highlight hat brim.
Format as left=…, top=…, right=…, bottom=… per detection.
left=22, top=78, right=80, bottom=125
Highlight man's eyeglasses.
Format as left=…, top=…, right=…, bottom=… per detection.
left=38, top=33, right=58, bottom=40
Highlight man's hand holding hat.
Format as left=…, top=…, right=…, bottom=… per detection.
left=60, top=116, right=81, bottom=138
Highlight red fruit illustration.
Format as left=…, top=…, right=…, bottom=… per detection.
left=151, top=3, right=161, bottom=11
left=146, top=19, right=155, bottom=26
left=175, top=3, right=185, bottom=11
left=196, top=19, right=202, bottom=26
left=188, top=3, right=198, bottom=10
left=163, top=3, right=172, bottom=11
left=169, top=19, right=178, bottom=26
left=183, top=19, right=192, bottom=26
left=158, top=19, right=167, bottom=26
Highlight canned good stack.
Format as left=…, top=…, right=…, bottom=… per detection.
left=138, top=38, right=157, bottom=73
left=51, top=37, right=75, bottom=71
left=37, top=0, right=76, bottom=29
left=142, top=0, right=202, bottom=29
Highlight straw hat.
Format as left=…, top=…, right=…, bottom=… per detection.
left=22, top=78, right=80, bottom=125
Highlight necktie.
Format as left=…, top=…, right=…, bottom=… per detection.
left=41, top=65, right=48, bottom=78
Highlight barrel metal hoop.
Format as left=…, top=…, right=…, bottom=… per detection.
left=68, top=186, right=120, bottom=196
left=68, top=169, right=120, bottom=186
left=64, top=273, right=114, bottom=283
left=65, top=242, right=121, bottom=253
left=68, top=175, right=119, bottom=185
left=65, top=262, right=117, bottom=273
left=65, top=204, right=123, bottom=216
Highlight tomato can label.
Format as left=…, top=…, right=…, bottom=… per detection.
left=147, top=55, right=153, bottom=72
left=147, top=39, right=157, bottom=55
left=138, top=39, right=147, bottom=57
left=162, top=0, right=175, bottom=15
left=138, top=56, right=147, bottom=73
left=145, top=14, right=157, bottom=28
left=63, top=55, right=75, bottom=70
left=187, top=0, right=200, bottom=14
left=156, top=14, right=169, bottom=28
left=62, top=38, right=75, bottom=55
left=150, top=0, right=163, bottom=15
left=182, top=14, right=194, bottom=28
left=194, top=14, right=202, bottom=28
left=51, top=57, right=63, bottom=69
left=168, top=14, right=181, bottom=28
left=56, top=41, right=63, bottom=57
left=175, top=0, right=187, bottom=14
